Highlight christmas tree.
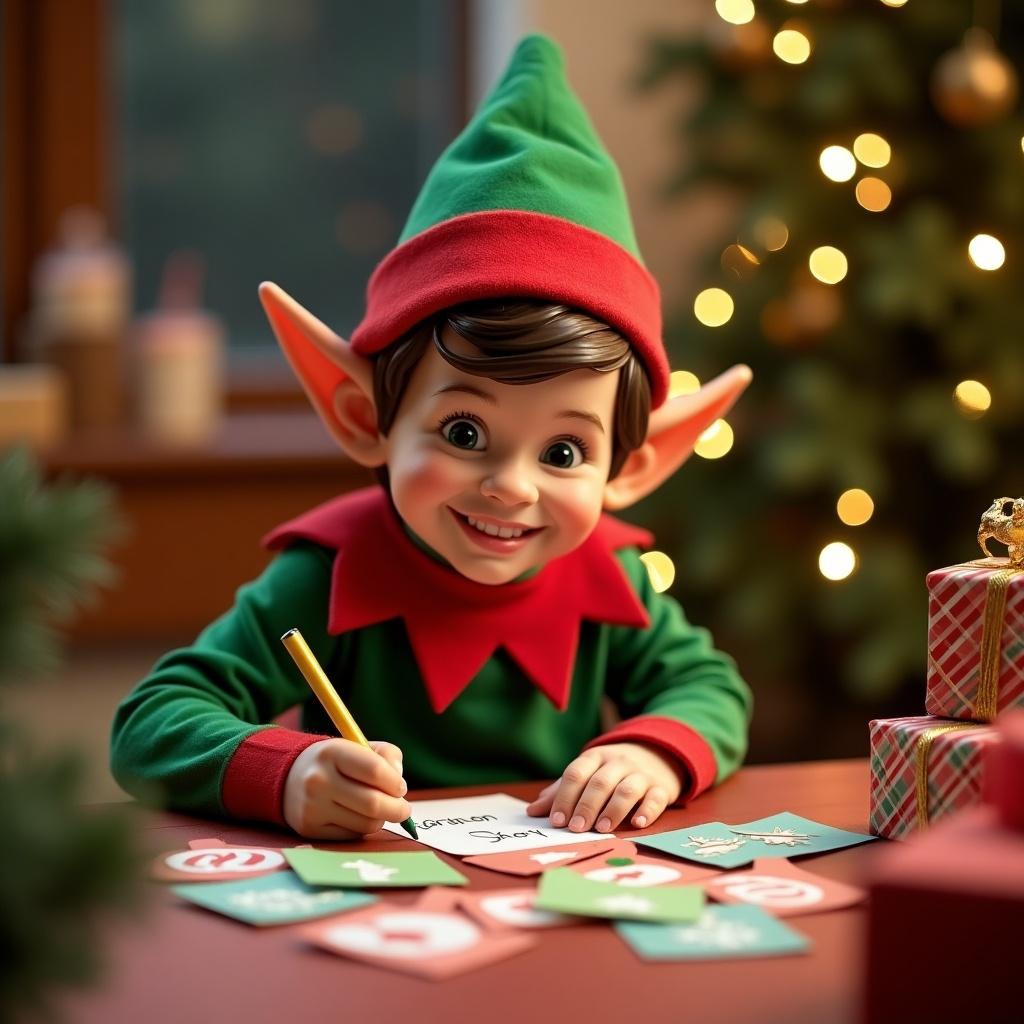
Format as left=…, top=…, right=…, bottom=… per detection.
left=638, top=1, right=1024, bottom=758
left=0, top=448, right=140, bottom=1018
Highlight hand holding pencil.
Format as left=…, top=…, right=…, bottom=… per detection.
left=280, top=628, right=417, bottom=841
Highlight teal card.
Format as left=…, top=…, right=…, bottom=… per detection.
left=172, top=871, right=376, bottom=926
left=283, top=849, right=467, bottom=888
left=635, top=812, right=875, bottom=868
left=616, top=905, right=810, bottom=961
left=534, top=868, right=703, bottom=923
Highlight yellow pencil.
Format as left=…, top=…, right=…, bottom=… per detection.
left=280, top=627, right=418, bottom=840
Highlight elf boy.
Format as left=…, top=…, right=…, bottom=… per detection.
left=111, top=35, right=753, bottom=840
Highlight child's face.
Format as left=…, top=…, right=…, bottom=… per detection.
left=382, top=338, right=619, bottom=585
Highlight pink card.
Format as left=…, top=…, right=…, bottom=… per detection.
left=461, top=838, right=622, bottom=877
left=699, top=858, right=867, bottom=917
left=457, top=888, right=584, bottom=930
left=567, top=846, right=713, bottom=888
left=151, top=838, right=302, bottom=882
left=301, top=890, right=537, bottom=979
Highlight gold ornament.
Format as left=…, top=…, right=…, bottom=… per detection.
left=978, top=497, right=1024, bottom=566
left=931, top=29, right=1018, bottom=126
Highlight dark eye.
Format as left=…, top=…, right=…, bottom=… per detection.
left=442, top=418, right=485, bottom=450
left=541, top=439, right=585, bottom=469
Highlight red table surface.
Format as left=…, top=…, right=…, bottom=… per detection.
left=64, top=759, right=883, bottom=1024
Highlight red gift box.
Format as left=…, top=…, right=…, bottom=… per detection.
left=863, top=713, right=1024, bottom=1024
left=869, top=715, right=999, bottom=840
left=926, top=559, right=1024, bottom=721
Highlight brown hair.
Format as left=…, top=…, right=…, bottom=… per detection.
left=372, top=299, right=651, bottom=480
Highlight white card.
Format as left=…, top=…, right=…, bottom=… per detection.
left=383, top=793, right=612, bottom=855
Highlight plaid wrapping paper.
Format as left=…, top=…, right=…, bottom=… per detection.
left=926, top=561, right=1024, bottom=721
left=869, top=716, right=998, bottom=840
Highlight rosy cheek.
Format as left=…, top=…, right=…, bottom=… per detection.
left=391, top=450, right=464, bottom=517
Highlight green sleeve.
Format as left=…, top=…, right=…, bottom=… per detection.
left=604, top=548, right=754, bottom=783
left=109, top=543, right=338, bottom=814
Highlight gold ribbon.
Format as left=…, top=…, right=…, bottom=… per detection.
left=914, top=722, right=986, bottom=830
left=977, top=567, right=1021, bottom=721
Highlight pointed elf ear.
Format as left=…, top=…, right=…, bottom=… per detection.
left=258, top=282, right=386, bottom=467
left=603, top=364, right=753, bottom=511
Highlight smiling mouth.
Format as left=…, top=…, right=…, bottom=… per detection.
left=449, top=509, right=544, bottom=542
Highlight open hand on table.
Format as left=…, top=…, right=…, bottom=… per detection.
left=525, top=742, right=684, bottom=833
left=283, top=738, right=411, bottom=839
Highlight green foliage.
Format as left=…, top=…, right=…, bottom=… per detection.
left=0, top=446, right=140, bottom=1020
left=639, top=2, right=1024, bottom=720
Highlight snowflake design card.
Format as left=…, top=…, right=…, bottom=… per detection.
left=615, top=905, right=810, bottom=961
left=300, top=890, right=536, bottom=979
left=534, top=867, right=704, bottom=923
left=283, top=848, right=467, bottom=888
left=172, top=871, right=377, bottom=926
left=636, top=812, right=875, bottom=869
left=382, top=793, right=611, bottom=855
left=461, top=838, right=625, bottom=877
left=151, top=838, right=296, bottom=882
left=698, top=858, right=866, bottom=918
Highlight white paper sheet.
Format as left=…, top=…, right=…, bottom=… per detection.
left=382, top=793, right=613, bottom=856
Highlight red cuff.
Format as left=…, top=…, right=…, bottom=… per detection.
left=222, top=727, right=329, bottom=826
left=584, top=715, right=718, bottom=803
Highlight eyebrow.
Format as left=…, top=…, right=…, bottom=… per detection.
left=434, top=383, right=606, bottom=435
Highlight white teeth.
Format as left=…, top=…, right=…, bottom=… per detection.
left=467, top=516, right=523, bottom=539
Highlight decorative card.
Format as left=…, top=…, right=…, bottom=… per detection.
left=301, top=892, right=536, bottom=979
left=461, top=838, right=624, bottom=877
left=636, top=812, right=875, bottom=868
left=172, top=871, right=377, bottom=926
left=567, top=850, right=714, bottom=888
left=615, top=905, right=811, bottom=961
left=534, top=867, right=704, bottom=923
left=382, top=793, right=611, bottom=855
left=457, top=888, right=583, bottom=930
left=284, top=849, right=467, bottom=888
left=698, top=858, right=867, bottom=917
left=151, top=838, right=295, bottom=882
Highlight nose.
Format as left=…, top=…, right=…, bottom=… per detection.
left=480, top=457, right=539, bottom=507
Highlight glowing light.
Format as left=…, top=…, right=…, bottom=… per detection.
left=819, top=542, right=856, bottom=581
left=852, top=133, right=891, bottom=168
left=808, top=246, right=848, bottom=284
left=855, top=177, right=892, bottom=212
left=694, top=419, right=735, bottom=459
left=820, top=145, right=856, bottom=182
left=715, top=0, right=755, bottom=26
left=880, top=0, right=909, bottom=7
left=954, top=379, right=992, bottom=418
left=721, top=243, right=761, bottom=279
left=752, top=216, right=789, bottom=251
left=694, top=288, right=735, bottom=327
left=837, top=489, right=875, bottom=526
left=640, top=551, right=677, bottom=593
left=669, top=370, right=701, bottom=397
left=968, top=233, right=1005, bottom=270
left=773, top=27, right=812, bottom=64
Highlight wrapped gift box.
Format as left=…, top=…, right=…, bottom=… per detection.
left=869, top=715, right=999, bottom=840
left=926, top=559, right=1024, bottom=721
left=864, top=713, right=1024, bottom=1024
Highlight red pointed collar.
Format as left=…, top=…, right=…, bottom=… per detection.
left=264, top=487, right=652, bottom=713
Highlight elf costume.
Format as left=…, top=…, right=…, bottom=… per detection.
left=111, top=35, right=752, bottom=826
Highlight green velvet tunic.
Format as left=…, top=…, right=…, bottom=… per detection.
left=110, top=541, right=752, bottom=817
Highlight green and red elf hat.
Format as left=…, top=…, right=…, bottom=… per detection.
left=349, top=33, right=670, bottom=408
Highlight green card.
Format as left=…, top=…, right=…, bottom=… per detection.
left=172, top=871, right=376, bottom=926
left=283, top=849, right=468, bottom=888
left=534, top=868, right=703, bottom=923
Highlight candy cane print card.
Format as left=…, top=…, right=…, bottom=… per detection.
left=301, top=892, right=536, bottom=979
left=698, top=858, right=866, bottom=917
left=567, top=849, right=716, bottom=888
left=151, top=838, right=296, bottom=882
left=382, top=793, right=611, bottom=855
